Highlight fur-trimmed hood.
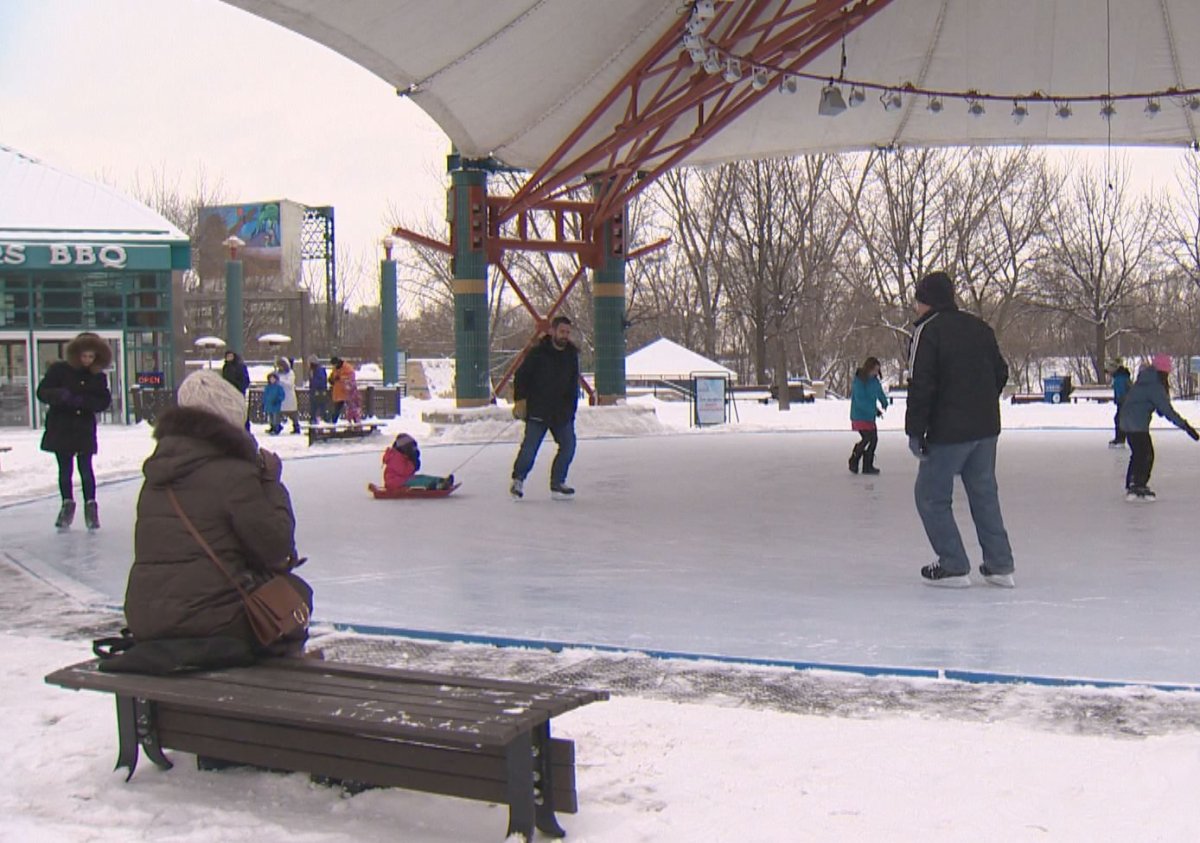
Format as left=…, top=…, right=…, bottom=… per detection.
left=145, top=405, right=257, bottom=485
left=66, top=333, right=113, bottom=372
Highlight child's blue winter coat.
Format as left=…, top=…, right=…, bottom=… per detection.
left=262, top=382, right=285, bottom=414
left=1118, top=368, right=1187, bottom=433
left=850, top=375, right=889, bottom=422
left=1112, top=368, right=1132, bottom=403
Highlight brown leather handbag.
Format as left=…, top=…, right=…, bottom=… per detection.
left=166, top=488, right=310, bottom=647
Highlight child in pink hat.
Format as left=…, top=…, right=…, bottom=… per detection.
left=1117, top=355, right=1199, bottom=500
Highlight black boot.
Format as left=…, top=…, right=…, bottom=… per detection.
left=84, top=500, right=100, bottom=531
left=54, top=500, right=76, bottom=530
left=848, top=446, right=861, bottom=474
left=862, top=455, right=880, bottom=475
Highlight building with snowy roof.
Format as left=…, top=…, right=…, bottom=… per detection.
left=625, top=338, right=737, bottom=388
left=0, top=143, right=190, bottom=428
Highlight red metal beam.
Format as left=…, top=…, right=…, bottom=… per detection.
left=498, top=0, right=896, bottom=227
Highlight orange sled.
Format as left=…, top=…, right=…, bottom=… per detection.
left=367, top=482, right=461, bottom=499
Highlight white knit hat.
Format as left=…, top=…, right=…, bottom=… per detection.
left=176, top=369, right=247, bottom=429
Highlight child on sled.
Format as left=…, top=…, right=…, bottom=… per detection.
left=383, top=433, right=454, bottom=491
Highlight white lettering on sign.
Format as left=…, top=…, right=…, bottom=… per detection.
left=98, top=245, right=127, bottom=268
left=0, top=243, right=130, bottom=268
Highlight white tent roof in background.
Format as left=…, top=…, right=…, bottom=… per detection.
left=626, top=338, right=736, bottom=382
left=222, top=0, right=1200, bottom=171
left=0, top=144, right=188, bottom=243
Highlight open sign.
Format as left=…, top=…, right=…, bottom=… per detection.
left=136, top=371, right=165, bottom=388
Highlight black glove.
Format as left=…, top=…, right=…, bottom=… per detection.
left=908, top=435, right=928, bottom=459
left=876, top=409, right=884, bottom=418
left=1185, top=423, right=1200, bottom=442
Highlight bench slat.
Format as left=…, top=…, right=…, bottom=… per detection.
left=46, top=662, right=523, bottom=745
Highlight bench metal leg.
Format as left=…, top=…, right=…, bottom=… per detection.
left=504, top=732, right=535, bottom=842
left=114, top=696, right=139, bottom=781
left=114, top=696, right=172, bottom=782
left=136, top=699, right=173, bottom=772
left=533, top=722, right=566, bottom=838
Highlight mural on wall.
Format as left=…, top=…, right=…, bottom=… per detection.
left=197, top=202, right=283, bottom=284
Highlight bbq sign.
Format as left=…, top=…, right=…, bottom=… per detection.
left=0, top=242, right=172, bottom=271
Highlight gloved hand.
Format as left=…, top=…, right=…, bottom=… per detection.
left=257, top=448, right=283, bottom=482
left=908, top=435, right=928, bottom=459
left=876, top=409, right=884, bottom=418
left=512, top=399, right=527, bottom=421
left=1185, top=423, right=1200, bottom=442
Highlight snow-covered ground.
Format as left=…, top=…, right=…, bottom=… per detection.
left=4, top=394, right=1200, bottom=841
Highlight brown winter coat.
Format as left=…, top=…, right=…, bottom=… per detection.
left=124, top=406, right=300, bottom=645
left=36, top=333, right=113, bottom=455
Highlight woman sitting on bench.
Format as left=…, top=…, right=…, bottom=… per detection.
left=120, top=370, right=314, bottom=669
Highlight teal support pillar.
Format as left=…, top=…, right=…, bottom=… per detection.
left=223, top=236, right=245, bottom=355
left=449, top=167, right=490, bottom=407
left=380, top=237, right=399, bottom=385
left=591, top=193, right=627, bottom=404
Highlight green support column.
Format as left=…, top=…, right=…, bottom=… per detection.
left=223, top=236, right=244, bottom=355
left=380, top=237, right=399, bottom=385
left=592, top=196, right=627, bottom=404
left=450, top=167, right=490, bottom=407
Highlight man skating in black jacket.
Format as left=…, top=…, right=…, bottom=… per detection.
left=906, top=271, right=1015, bottom=588
left=510, top=316, right=581, bottom=500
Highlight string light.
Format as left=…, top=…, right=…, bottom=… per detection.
left=926, top=96, right=943, bottom=114
left=1011, top=100, right=1029, bottom=123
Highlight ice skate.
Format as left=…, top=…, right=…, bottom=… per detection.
left=84, top=500, right=100, bottom=531
left=1125, top=486, right=1156, bottom=502
left=861, top=456, right=880, bottom=476
left=980, top=564, right=1015, bottom=588
left=920, top=563, right=969, bottom=588
left=54, top=500, right=76, bottom=531
left=1107, top=439, right=1125, bottom=449
left=550, top=483, right=575, bottom=501
left=509, top=478, right=524, bottom=499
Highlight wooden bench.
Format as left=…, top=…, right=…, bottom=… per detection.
left=307, top=422, right=383, bottom=446
left=45, top=658, right=608, bottom=842
left=1010, top=393, right=1044, bottom=405
left=0, top=445, right=10, bottom=471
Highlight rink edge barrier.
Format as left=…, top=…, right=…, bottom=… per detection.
left=329, top=622, right=1200, bottom=693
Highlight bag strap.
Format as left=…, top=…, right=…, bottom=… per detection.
left=165, top=487, right=253, bottom=603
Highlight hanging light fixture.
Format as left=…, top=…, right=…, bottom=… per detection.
left=1011, top=100, right=1029, bottom=124
left=848, top=86, right=866, bottom=107
left=779, top=75, right=798, bottom=95
left=1184, top=95, right=1200, bottom=112
left=881, top=90, right=903, bottom=111
left=1100, top=99, right=1117, bottom=120
left=1055, top=101, right=1073, bottom=119
left=723, top=58, right=743, bottom=83
left=750, top=67, right=770, bottom=91
left=925, top=96, right=943, bottom=114
left=702, top=49, right=721, bottom=75
left=1144, top=97, right=1162, bottom=118
left=818, top=84, right=848, bottom=117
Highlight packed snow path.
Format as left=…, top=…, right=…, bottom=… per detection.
left=3, top=429, right=1198, bottom=685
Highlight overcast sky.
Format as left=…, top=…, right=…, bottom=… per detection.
left=3, top=0, right=1198, bottom=308
left=0, top=0, right=450, bottom=296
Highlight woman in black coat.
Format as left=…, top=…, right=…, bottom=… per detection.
left=36, top=332, right=113, bottom=530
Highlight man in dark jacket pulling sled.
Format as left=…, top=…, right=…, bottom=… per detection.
left=36, top=332, right=113, bottom=530
left=510, top=316, right=581, bottom=500
left=906, top=272, right=1015, bottom=589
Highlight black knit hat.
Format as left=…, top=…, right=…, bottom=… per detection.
left=915, top=271, right=956, bottom=310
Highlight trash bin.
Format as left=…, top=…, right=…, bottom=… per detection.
left=1043, top=376, right=1066, bottom=404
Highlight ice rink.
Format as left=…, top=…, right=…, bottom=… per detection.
left=3, top=428, right=1199, bottom=686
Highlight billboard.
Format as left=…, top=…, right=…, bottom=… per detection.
left=197, top=202, right=295, bottom=288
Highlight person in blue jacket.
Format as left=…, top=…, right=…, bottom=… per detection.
left=262, top=371, right=285, bottom=435
left=1107, top=359, right=1132, bottom=447
left=1118, top=354, right=1199, bottom=500
left=849, top=356, right=889, bottom=475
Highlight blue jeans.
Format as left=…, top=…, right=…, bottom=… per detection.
left=512, top=418, right=576, bottom=486
left=914, top=436, right=1014, bottom=576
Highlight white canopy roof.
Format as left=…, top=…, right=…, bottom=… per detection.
left=0, top=144, right=188, bottom=243
left=222, top=0, right=1200, bottom=173
left=626, top=338, right=736, bottom=381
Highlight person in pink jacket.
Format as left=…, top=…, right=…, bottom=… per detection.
left=382, top=434, right=454, bottom=491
